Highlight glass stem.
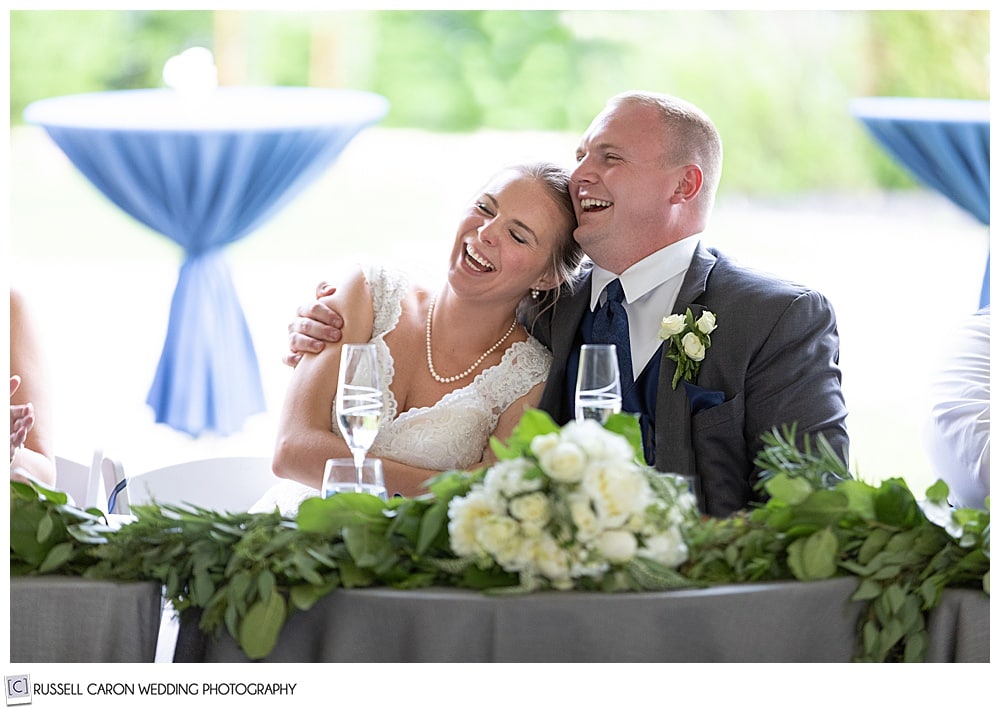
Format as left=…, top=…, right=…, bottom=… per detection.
left=352, top=450, right=365, bottom=492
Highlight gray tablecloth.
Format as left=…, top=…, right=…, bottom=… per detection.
left=9, top=577, right=162, bottom=662
left=174, top=578, right=989, bottom=662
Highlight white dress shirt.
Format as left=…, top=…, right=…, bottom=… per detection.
left=590, top=237, right=700, bottom=382
left=923, top=307, right=990, bottom=509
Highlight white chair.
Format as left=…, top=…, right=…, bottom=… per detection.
left=107, top=456, right=279, bottom=515
left=54, top=450, right=105, bottom=511
left=103, top=455, right=281, bottom=664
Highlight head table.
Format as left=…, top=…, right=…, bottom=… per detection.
left=8, top=576, right=988, bottom=663
left=849, top=97, right=990, bottom=309
left=23, top=87, right=389, bottom=437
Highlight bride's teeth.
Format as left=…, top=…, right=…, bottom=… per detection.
left=465, top=244, right=495, bottom=271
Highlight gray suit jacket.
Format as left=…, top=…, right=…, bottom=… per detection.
left=535, top=243, right=849, bottom=517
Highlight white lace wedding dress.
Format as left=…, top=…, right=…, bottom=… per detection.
left=250, top=264, right=552, bottom=516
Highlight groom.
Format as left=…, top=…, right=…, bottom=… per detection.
left=285, top=90, right=849, bottom=517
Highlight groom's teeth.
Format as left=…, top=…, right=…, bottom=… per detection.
left=580, top=198, right=612, bottom=211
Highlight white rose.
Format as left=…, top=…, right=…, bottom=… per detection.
left=562, top=420, right=634, bottom=464
left=509, top=491, right=551, bottom=525
left=476, top=515, right=522, bottom=567
left=529, top=432, right=560, bottom=458
left=639, top=527, right=689, bottom=568
left=597, top=529, right=638, bottom=563
left=695, top=311, right=717, bottom=334
left=582, top=461, right=650, bottom=528
left=658, top=313, right=686, bottom=338
left=483, top=458, right=540, bottom=499
left=568, top=492, right=601, bottom=541
left=681, top=332, right=706, bottom=361
left=531, top=534, right=572, bottom=586
left=448, top=490, right=500, bottom=557
left=539, top=441, right=587, bottom=483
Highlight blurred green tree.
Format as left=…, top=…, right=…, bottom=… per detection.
left=9, top=9, right=988, bottom=194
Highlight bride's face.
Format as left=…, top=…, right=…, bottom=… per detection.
left=447, top=170, right=571, bottom=303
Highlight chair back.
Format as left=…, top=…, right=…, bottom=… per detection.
left=113, top=456, right=279, bottom=514
left=54, top=450, right=105, bottom=510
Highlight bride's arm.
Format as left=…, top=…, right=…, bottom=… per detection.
left=479, top=381, right=546, bottom=465
left=272, top=268, right=375, bottom=489
left=379, top=459, right=447, bottom=498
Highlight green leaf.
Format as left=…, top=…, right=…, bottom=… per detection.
left=851, top=578, right=882, bottom=601
left=289, top=580, right=338, bottom=611
left=38, top=541, right=75, bottom=573
left=417, top=500, right=448, bottom=555
left=873, top=479, right=920, bottom=527
left=787, top=528, right=838, bottom=580
left=763, top=473, right=813, bottom=506
left=857, top=528, right=892, bottom=565
left=343, top=523, right=392, bottom=569
left=191, top=570, right=216, bottom=606
left=257, top=569, right=275, bottom=602
left=839, top=479, right=877, bottom=520
left=238, top=591, right=287, bottom=660
left=924, top=479, right=950, bottom=505
left=36, top=512, right=55, bottom=544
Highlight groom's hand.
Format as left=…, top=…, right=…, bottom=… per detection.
left=284, top=281, right=344, bottom=367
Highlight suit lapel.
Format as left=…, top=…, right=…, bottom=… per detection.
left=653, top=243, right=717, bottom=474
left=538, top=275, right=592, bottom=422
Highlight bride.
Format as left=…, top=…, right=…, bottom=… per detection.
left=253, top=163, right=585, bottom=514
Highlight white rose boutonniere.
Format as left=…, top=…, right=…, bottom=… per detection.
left=658, top=307, right=716, bottom=389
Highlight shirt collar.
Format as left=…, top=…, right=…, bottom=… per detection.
left=590, top=237, right=700, bottom=310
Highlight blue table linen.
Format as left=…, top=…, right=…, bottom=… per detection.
left=26, top=88, right=389, bottom=435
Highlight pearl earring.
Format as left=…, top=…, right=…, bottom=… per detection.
left=531, top=288, right=541, bottom=300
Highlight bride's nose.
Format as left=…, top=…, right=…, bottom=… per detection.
left=477, top=218, right=500, bottom=246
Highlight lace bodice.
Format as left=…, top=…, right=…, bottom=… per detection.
left=250, top=264, right=551, bottom=516
left=357, top=263, right=551, bottom=470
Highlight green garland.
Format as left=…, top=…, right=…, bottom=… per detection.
left=9, top=414, right=989, bottom=662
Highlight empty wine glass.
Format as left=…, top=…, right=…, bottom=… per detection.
left=335, top=344, right=384, bottom=491
left=575, top=344, right=622, bottom=423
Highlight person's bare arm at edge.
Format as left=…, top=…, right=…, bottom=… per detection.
left=284, top=282, right=345, bottom=367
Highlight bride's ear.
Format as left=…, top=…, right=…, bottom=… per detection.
left=532, top=270, right=562, bottom=293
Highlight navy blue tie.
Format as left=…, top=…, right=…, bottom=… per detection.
left=590, top=279, right=633, bottom=386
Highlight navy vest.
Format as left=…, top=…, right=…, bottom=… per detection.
left=565, top=308, right=662, bottom=465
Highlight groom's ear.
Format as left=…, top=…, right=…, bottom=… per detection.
left=670, top=164, right=703, bottom=203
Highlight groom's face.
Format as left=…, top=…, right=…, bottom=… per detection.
left=570, top=101, right=684, bottom=270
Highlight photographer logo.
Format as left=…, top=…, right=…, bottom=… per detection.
left=4, top=675, right=31, bottom=706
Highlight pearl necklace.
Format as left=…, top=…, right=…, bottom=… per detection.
left=425, top=295, right=518, bottom=384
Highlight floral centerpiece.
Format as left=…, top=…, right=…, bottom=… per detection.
left=447, top=412, right=699, bottom=591
left=9, top=410, right=990, bottom=662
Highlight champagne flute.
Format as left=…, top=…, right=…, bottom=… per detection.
left=575, top=344, right=622, bottom=423
left=335, top=344, right=384, bottom=491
